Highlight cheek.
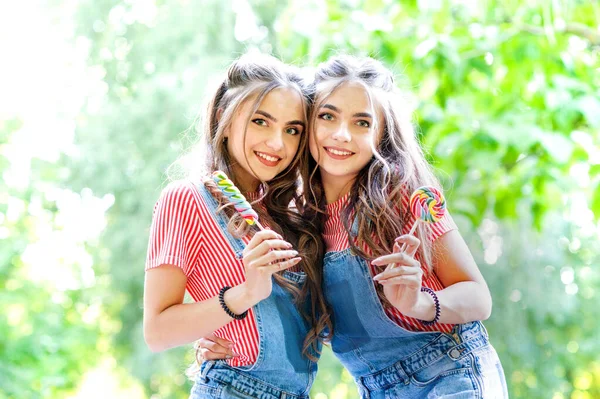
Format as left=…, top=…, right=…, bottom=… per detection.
left=285, top=135, right=301, bottom=155
left=308, top=134, right=320, bottom=160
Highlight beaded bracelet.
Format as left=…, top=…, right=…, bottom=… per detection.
left=419, top=287, right=441, bottom=326
left=218, top=286, right=248, bottom=320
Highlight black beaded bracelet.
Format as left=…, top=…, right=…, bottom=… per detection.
left=218, top=286, right=248, bottom=320
left=419, top=287, right=440, bottom=326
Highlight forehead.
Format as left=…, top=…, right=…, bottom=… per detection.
left=243, top=86, right=305, bottom=122
left=318, top=81, right=380, bottom=114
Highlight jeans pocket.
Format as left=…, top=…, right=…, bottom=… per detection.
left=410, top=354, right=474, bottom=387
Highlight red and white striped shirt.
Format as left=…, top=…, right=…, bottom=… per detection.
left=323, top=191, right=458, bottom=333
left=145, top=180, right=261, bottom=366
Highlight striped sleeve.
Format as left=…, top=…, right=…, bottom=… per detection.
left=145, top=181, right=203, bottom=276
left=424, top=211, right=458, bottom=243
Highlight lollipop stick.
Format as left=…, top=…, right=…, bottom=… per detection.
left=398, top=219, right=420, bottom=253
left=255, top=220, right=265, bottom=231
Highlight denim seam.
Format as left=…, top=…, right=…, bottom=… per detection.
left=212, top=371, right=308, bottom=399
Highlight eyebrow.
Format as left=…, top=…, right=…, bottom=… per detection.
left=255, top=110, right=305, bottom=128
left=320, top=104, right=373, bottom=119
left=255, top=110, right=277, bottom=122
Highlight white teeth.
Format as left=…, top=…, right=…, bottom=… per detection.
left=256, top=152, right=279, bottom=162
left=327, top=148, right=352, bottom=156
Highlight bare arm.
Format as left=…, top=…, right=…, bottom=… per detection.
left=426, top=230, right=492, bottom=323
left=143, top=265, right=255, bottom=352
left=143, top=230, right=302, bottom=352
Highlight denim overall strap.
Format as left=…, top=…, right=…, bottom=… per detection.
left=193, top=183, right=319, bottom=398
left=197, top=183, right=246, bottom=259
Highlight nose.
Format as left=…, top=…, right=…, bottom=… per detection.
left=331, top=124, right=351, bottom=142
left=265, top=130, right=284, bottom=152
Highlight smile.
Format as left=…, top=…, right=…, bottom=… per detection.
left=254, top=151, right=282, bottom=166
left=324, top=146, right=354, bottom=159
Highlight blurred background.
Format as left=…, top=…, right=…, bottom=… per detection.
left=1, top=0, right=599, bottom=398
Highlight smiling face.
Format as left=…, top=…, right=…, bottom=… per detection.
left=225, top=87, right=306, bottom=192
left=309, top=82, right=384, bottom=195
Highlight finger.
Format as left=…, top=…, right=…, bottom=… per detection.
left=394, top=234, right=421, bottom=257
left=198, top=339, right=235, bottom=356
left=245, top=239, right=293, bottom=263
left=207, top=334, right=235, bottom=349
left=262, top=257, right=302, bottom=274
left=256, top=239, right=293, bottom=255
left=377, top=275, right=421, bottom=287
left=373, top=266, right=421, bottom=281
left=371, top=252, right=418, bottom=267
left=200, top=348, right=237, bottom=361
left=244, top=230, right=284, bottom=252
left=252, top=250, right=299, bottom=268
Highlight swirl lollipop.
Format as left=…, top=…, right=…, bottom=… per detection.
left=408, top=186, right=446, bottom=232
left=212, top=170, right=264, bottom=230
left=397, top=186, right=446, bottom=253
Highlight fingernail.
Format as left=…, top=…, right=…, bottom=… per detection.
left=226, top=355, right=232, bottom=359
left=373, top=274, right=381, bottom=280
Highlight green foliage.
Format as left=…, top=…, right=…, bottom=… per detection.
left=2, top=0, right=599, bottom=398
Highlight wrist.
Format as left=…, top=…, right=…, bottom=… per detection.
left=223, top=284, right=256, bottom=315
left=417, top=287, right=441, bottom=326
left=412, top=290, right=436, bottom=321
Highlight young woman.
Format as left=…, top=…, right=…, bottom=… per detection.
left=143, top=53, right=330, bottom=399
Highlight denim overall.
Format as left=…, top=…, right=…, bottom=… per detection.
left=323, top=222, right=508, bottom=398
left=190, top=184, right=319, bottom=399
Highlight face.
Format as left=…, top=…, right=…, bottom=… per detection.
left=309, top=82, right=384, bottom=187
left=225, top=87, right=305, bottom=192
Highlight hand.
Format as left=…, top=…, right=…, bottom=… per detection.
left=371, top=235, right=427, bottom=318
left=241, top=230, right=302, bottom=304
left=196, top=334, right=237, bottom=361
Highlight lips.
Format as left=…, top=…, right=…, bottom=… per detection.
left=324, top=146, right=354, bottom=160
left=254, top=151, right=282, bottom=167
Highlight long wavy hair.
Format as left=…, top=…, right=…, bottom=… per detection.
left=306, top=55, right=443, bottom=303
left=180, top=53, right=329, bottom=362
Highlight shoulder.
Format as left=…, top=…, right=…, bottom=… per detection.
left=155, top=180, right=208, bottom=214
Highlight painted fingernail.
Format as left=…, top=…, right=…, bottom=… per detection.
left=226, top=355, right=232, bottom=359
left=373, top=275, right=381, bottom=281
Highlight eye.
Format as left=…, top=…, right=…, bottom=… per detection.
left=285, top=127, right=301, bottom=136
left=252, top=118, right=268, bottom=126
left=356, top=120, right=370, bottom=128
left=318, top=113, right=334, bottom=121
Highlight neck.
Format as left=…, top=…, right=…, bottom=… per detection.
left=321, top=172, right=355, bottom=204
left=230, top=164, right=260, bottom=193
